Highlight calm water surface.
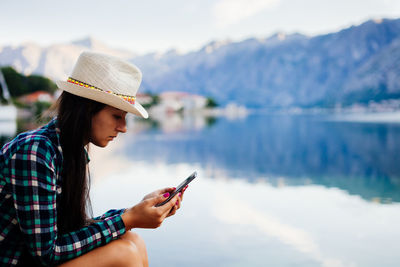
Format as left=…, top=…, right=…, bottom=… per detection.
left=3, top=113, right=400, bottom=267
left=90, top=112, right=400, bottom=267
left=123, top=113, right=400, bottom=202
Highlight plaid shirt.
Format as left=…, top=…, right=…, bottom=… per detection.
left=0, top=119, right=126, bottom=266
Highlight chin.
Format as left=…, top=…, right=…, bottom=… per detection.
left=92, top=141, right=109, bottom=148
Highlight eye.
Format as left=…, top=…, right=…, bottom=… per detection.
left=113, top=115, right=122, bottom=120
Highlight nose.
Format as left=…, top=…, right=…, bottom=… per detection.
left=117, top=118, right=127, bottom=133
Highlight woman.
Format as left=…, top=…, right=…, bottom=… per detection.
left=0, top=52, right=185, bottom=266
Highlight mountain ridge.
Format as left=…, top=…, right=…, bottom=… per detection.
left=1, top=18, right=400, bottom=108
left=133, top=18, right=400, bottom=107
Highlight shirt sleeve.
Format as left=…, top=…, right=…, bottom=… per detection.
left=93, top=209, right=126, bottom=220
left=9, top=138, right=126, bottom=266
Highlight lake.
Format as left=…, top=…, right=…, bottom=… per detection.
left=89, top=111, right=400, bottom=267
left=2, top=111, right=400, bottom=266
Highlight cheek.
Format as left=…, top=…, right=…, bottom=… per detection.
left=91, top=118, right=106, bottom=141
left=91, top=124, right=102, bottom=140
left=91, top=115, right=114, bottom=139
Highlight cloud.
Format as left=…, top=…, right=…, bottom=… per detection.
left=213, top=191, right=348, bottom=267
left=212, top=0, right=281, bottom=28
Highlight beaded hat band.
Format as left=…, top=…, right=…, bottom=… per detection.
left=67, top=77, right=136, bottom=105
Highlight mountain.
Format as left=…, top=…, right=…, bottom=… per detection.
left=0, top=37, right=134, bottom=80
left=132, top=18, right=400, bottom=108
left=1, top=18, right=400, bottom=108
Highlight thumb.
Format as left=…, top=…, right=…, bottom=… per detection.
left=151, top=192, right=171, bottom=207
left=159, top=187, right=176, bottom=194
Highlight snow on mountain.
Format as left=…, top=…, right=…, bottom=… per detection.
left=72, top=37, right=135, bottom=59
left=0, top=43, right=42, bottom=75
left=0, top=37, right=135, bottom=80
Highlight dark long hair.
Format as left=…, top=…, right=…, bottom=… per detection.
left=56, top=91, right=105, bottom=234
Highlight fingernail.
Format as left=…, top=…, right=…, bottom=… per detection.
left=179, top=192, right=182, bottom=197
left=163, top=193, right=170, bottom=198
left=175, top=200, right=179, bottom=206
left=172, top=187, right=176, bottom=190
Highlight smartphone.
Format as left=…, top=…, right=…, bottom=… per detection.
left=155, top=171, right=197, bottom=207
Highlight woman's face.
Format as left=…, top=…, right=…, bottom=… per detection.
left=90, top=105, right=127, bottom=147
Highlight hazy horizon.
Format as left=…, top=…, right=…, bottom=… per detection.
left=1, top=0, right=399, bottom=54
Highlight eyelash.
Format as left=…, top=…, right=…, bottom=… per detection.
left=113, top=115, right=122, bottom=120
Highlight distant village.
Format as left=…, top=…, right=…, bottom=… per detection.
left=0, top=66, right=248, bottom=133
left=14, top=90, right=248, bottom=119
left=0, top=65, right=249, bottom=136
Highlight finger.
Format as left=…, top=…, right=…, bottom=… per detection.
left=158, top=187, right=176, bottom=195
left=160, top=194, right=180, bottom=214
left=169, top=196, right=181, bottom=216
left=177, top=192, right=182, bottom=208
left=150, top=191, right=172, bottom=207
left=181, top=185, right=188, bottom=199
left=168, top=205, right=177, bottom=217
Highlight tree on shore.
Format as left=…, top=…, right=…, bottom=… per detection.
left=206, top=97, right=218, bottom=108
left=0, top=67, right=57, bottom=99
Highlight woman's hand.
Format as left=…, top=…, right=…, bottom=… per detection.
left=121, top=187, right=186, bottom=230
left=142, top=187, right=175, bottom=201
left=167, top=185, right=188, bottom=217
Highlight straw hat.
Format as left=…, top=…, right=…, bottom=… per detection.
left=56, top=51, right=148, bottom=118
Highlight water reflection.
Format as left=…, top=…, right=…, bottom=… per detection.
left=122, top=113, right=400, bottom=203
left=0, top=120, right=17, bottom=147
left=0, top=117, right=53, bottom=148
left=129, top=112, right=219, bottom=133
left=90, top=162, right=400, bottom=267
left=2, top=111, right=400, bottom=204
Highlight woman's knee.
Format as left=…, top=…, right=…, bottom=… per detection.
left=122, top=231, right=147, bottom=250
left=58, top=239, right=143, bottom=267
left=121, top=231, right=148, bottom=267
left=112, top=239, right=143, bottom=266
left=122, top=231, right=143, bottom=243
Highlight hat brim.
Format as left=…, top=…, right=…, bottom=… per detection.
left=56, top=81, right=148, bottom=119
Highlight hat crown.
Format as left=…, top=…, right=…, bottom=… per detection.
left=70, top=52, right=142, bottom=97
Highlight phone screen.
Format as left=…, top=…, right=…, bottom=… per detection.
left=155, top=171, right=197, bottom=207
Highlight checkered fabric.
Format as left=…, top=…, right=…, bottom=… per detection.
left=0, top=119, right=126, bottom=266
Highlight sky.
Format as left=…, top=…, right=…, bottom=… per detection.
left=1, top=0, right=400, bottom=54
